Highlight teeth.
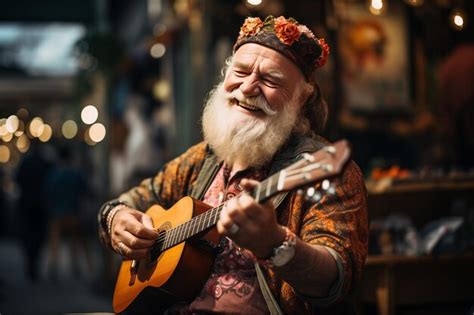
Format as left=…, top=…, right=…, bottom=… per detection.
left=238, top=101, right=259, bottom=111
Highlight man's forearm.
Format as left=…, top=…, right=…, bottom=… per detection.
left=272, top=239, right=339, bottom=298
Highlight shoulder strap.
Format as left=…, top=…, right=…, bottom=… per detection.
left=189, top=150, right=221, bottom=200
left=255, top=262, right=283, bottom=315
left=255, top=192, right=289, bottom=315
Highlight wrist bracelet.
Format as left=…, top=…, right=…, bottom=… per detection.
left=106, top=204, right=127, bottom=237
left=98, top=200, right=128, bottom=231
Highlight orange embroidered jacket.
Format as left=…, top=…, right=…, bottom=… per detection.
left=99, top=135, right=368, bottom=314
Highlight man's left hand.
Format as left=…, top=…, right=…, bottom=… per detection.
left=216, top=178, right=286, bottom=258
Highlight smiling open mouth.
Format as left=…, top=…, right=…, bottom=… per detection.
left=230, top=98, right=261, bottom=112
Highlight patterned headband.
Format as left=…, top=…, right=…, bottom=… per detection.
left=233, top=16, right=330, bottom=79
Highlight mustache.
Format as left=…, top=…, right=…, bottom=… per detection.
left=227, top=89, right=277, bottom=116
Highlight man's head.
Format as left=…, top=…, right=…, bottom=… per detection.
left=203, top=16, right=330, bottom=168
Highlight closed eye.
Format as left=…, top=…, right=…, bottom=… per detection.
left=263, top=79, right=279, bottom=88
left=233, top=70, right=249, bottom=77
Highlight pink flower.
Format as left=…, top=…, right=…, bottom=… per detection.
left=239, top=17, right=264, bottom=37
left=274, top=16, right=301, bottom=46
left=297, top=24, right=315, bottom=39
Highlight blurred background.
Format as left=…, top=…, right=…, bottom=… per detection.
left=0, top=0, right=473, bottom=314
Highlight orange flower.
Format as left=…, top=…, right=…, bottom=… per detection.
left=315, top=38, right=330, bottom=68
left=274, top=16, right=301, bottom=45
left=239, top=17, right=264, bottom=37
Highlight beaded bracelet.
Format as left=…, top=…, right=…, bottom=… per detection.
left=98, top=199, right=128, bottom=231
left=106, top=204, right=127, bottom=237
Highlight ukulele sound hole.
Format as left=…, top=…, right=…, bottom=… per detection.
left=150, top=223, right=171, bottom=261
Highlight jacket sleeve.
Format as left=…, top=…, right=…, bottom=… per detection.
left=98, top=142, right=208, bottom=248
left=298, top=160, right=369, bottom=304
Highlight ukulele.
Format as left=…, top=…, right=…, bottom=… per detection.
left=113, top=140, right=351, bottom=313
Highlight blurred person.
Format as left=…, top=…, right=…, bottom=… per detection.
left=44, top=146, right=92, bottom=280
left=438, top=43, right=474, bottom=170
left=15, top=140, right=51, bottom=281
left=98, top=16, right=368, bottom=314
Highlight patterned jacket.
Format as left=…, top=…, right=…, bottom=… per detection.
left=99, top=134, right=368, bottom=314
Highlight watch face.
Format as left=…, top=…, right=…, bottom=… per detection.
left=272, top=246, right=295, bottom=267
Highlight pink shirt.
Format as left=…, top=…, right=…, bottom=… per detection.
left=171, top=165, right=269, bottom=314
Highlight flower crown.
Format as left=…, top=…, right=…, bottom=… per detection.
left=234, top=16, right=330, bottom=78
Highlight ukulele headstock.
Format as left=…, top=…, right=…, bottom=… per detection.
left=277, top=140, right=350, bottom=192
left=297, top=178, right=337, bottom=203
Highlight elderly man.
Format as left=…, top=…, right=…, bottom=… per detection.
left=98, top=16, right=368, bottom=314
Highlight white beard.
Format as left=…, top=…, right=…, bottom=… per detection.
left=202, top=82, right=300, bottom=168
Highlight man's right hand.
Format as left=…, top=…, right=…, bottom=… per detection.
left=110, top=207, right=159, bottom=259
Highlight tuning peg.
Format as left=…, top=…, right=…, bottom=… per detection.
left=321, top=179, right=337, bottom=195
left=304, top=187, right=323, bottom=203
left=297, top=189, right=304, bottom=196
left=327, top=184, right=337, bottom=196
left=321, top=180, right=330, bottom=190
left=306, top=187, right=316, bottom=197
left=311, top=191, right=323, bottom=203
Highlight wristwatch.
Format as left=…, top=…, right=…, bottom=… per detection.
left=261, top=227, right=296, bottom=268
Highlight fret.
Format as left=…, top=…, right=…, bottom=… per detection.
left=175, top=224, right=182, bottom=245
left=177, top=225, right=183, bottom=245
left=184, top=222, right=191, bottom=242
left=171, top=226, right=178, bottom=247
left=195, top=215, right=202, bottom=234
left=214, top=205, right=221, bottom=225
left=197, top=212, right=204, bottom=234
left=266, top=176, right=272, bottom=197
left=163, top=229, right=170, bottom=249
left=277, top=170, right=285, bottom=191
left=269, top=173, right=278, bottom=196
left=205, top=207, right=211, bottom=230
left=255, top=183, right=262, bottom=202
left=180, top=223, right=187, bottom=244
left=185, top=219, right=191, bottom=240
left=183, top=221, right=190, bottom=241
left=192, top=216, right=200, bottom=235
left=191, top=216, right=197, bottom=236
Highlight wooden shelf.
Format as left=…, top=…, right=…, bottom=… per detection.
left=360, top=254, right=474, bottom=315
left=366, top=253, right=474, bottom=265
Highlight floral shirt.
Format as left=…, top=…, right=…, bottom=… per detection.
left=186, top=165, right=269, bottom=314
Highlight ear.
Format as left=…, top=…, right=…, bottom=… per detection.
left=298, top=82, right=315, bottom=107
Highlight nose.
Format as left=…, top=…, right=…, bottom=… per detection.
left=239, top=73, right=260, bottom=96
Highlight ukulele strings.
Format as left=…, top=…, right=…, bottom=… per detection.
left=154, top=202, right=226, bottom=245
left=153, top=185, right=260, bottom=246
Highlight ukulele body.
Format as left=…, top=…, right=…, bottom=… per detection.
left=113, top=197, right=220, bottom=313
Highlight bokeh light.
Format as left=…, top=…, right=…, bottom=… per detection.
left=247, top=0, right=262, bottom=6
left=81, top=105, right=99, bottom=125
left=29, top=117, right=45, bottom=138
left=16, top=134, right=30, bottom=153
left=62, top=120, right=78, bottom=139
left=88, top=123, right=106, bottom=143
left=150, top=43, right=166, bottom=58
left=2, top=132, right=13, bottom=142
left=39, top=124, right=53, bottom=142
left=0, top=119, right=7, bottom=136
left=0, top=145, right=10, bottom=163
left=6, top=115, right=20, bottom=133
